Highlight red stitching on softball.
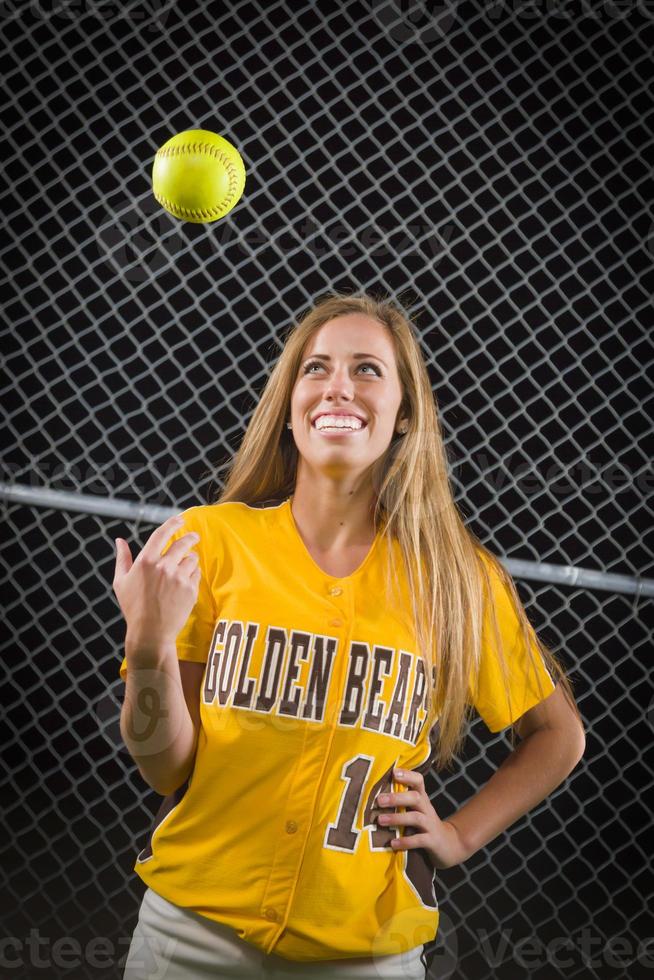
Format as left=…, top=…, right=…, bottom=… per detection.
left=154, top=142, right=241, bottom=217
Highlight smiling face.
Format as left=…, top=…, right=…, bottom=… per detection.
left=289, top=314, right=406, bottom=482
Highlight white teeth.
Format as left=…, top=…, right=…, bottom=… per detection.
left=313, top=415, right=364, bottom=430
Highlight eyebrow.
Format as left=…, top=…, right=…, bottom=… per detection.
left=303, top=352, right=387, bottom=367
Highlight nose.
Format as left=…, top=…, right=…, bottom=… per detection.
left=322, top=366, right=355, bottom=399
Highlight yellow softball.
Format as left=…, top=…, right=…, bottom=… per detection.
left=152, top=129, right=246, bottom=223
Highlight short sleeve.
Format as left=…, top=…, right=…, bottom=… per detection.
left=470, top=555, right=557, bottom=733
left=118, top=506, right=219, bottom=682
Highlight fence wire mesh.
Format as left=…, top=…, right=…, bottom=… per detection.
left=1, top=1, right=653, bottom=979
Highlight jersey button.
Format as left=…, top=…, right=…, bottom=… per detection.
left=285, top=820, right=298, bottom=834
left=328, top=586, right=343, bottom=596
left=263, top=907, right=278, bottom=922
left=329, top=619, right=343, bottom=627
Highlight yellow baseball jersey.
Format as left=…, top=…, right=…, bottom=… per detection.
left=118, top=497, right=556, bottom=962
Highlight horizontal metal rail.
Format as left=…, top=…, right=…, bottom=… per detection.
left=2, top=482, right=652, bottom=599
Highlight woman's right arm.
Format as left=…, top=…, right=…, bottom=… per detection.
left=120, top=640, right=202, bottom=795
left=112, top=513, right=205, bottom=795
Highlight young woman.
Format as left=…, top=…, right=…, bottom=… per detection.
left=113, top=292, right=585, bottom=980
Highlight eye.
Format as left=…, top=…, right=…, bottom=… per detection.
left=303, top=360, right=381, bottom=376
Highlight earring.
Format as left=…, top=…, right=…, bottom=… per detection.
left=286, top=422, right=292, bottom=429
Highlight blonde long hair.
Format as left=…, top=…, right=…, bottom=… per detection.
left=210, top=290, right=581, bottom=769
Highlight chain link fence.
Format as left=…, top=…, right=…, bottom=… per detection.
left=2, top=1, right=653, bottom=978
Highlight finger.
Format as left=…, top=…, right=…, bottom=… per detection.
left=140, top=513, right=188, bottom=561
left=378, top=810, right=425, bottom=828
left=178, top=550, right=201, bottom=571
left=378, top=790, right=418, bottom=808
left=378, top=811, right=405, bottom=827
left=159, top=531, right=200, bottom=563
left=393, top=767, right=422, bottom=789
left=390, top=833, right=428, bottom=850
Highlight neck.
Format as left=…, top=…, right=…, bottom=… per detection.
left=290, top=475, right=377, bottom=552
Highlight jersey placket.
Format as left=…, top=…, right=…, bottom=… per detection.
left=257, top=575, right=353, bottom=950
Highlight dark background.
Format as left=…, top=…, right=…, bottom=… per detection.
left=1, top=1, right=653, bottom=978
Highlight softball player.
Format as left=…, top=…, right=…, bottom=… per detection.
left=112, top=294, right=584, bottom=980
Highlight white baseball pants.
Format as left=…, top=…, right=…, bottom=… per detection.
left=122, top=887, right=427, bottom=980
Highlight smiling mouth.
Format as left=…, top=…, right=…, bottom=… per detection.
left=311, top=420, right=368, bottom=434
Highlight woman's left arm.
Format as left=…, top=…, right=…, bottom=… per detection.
left=377, top=684, right=586, bottom=870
